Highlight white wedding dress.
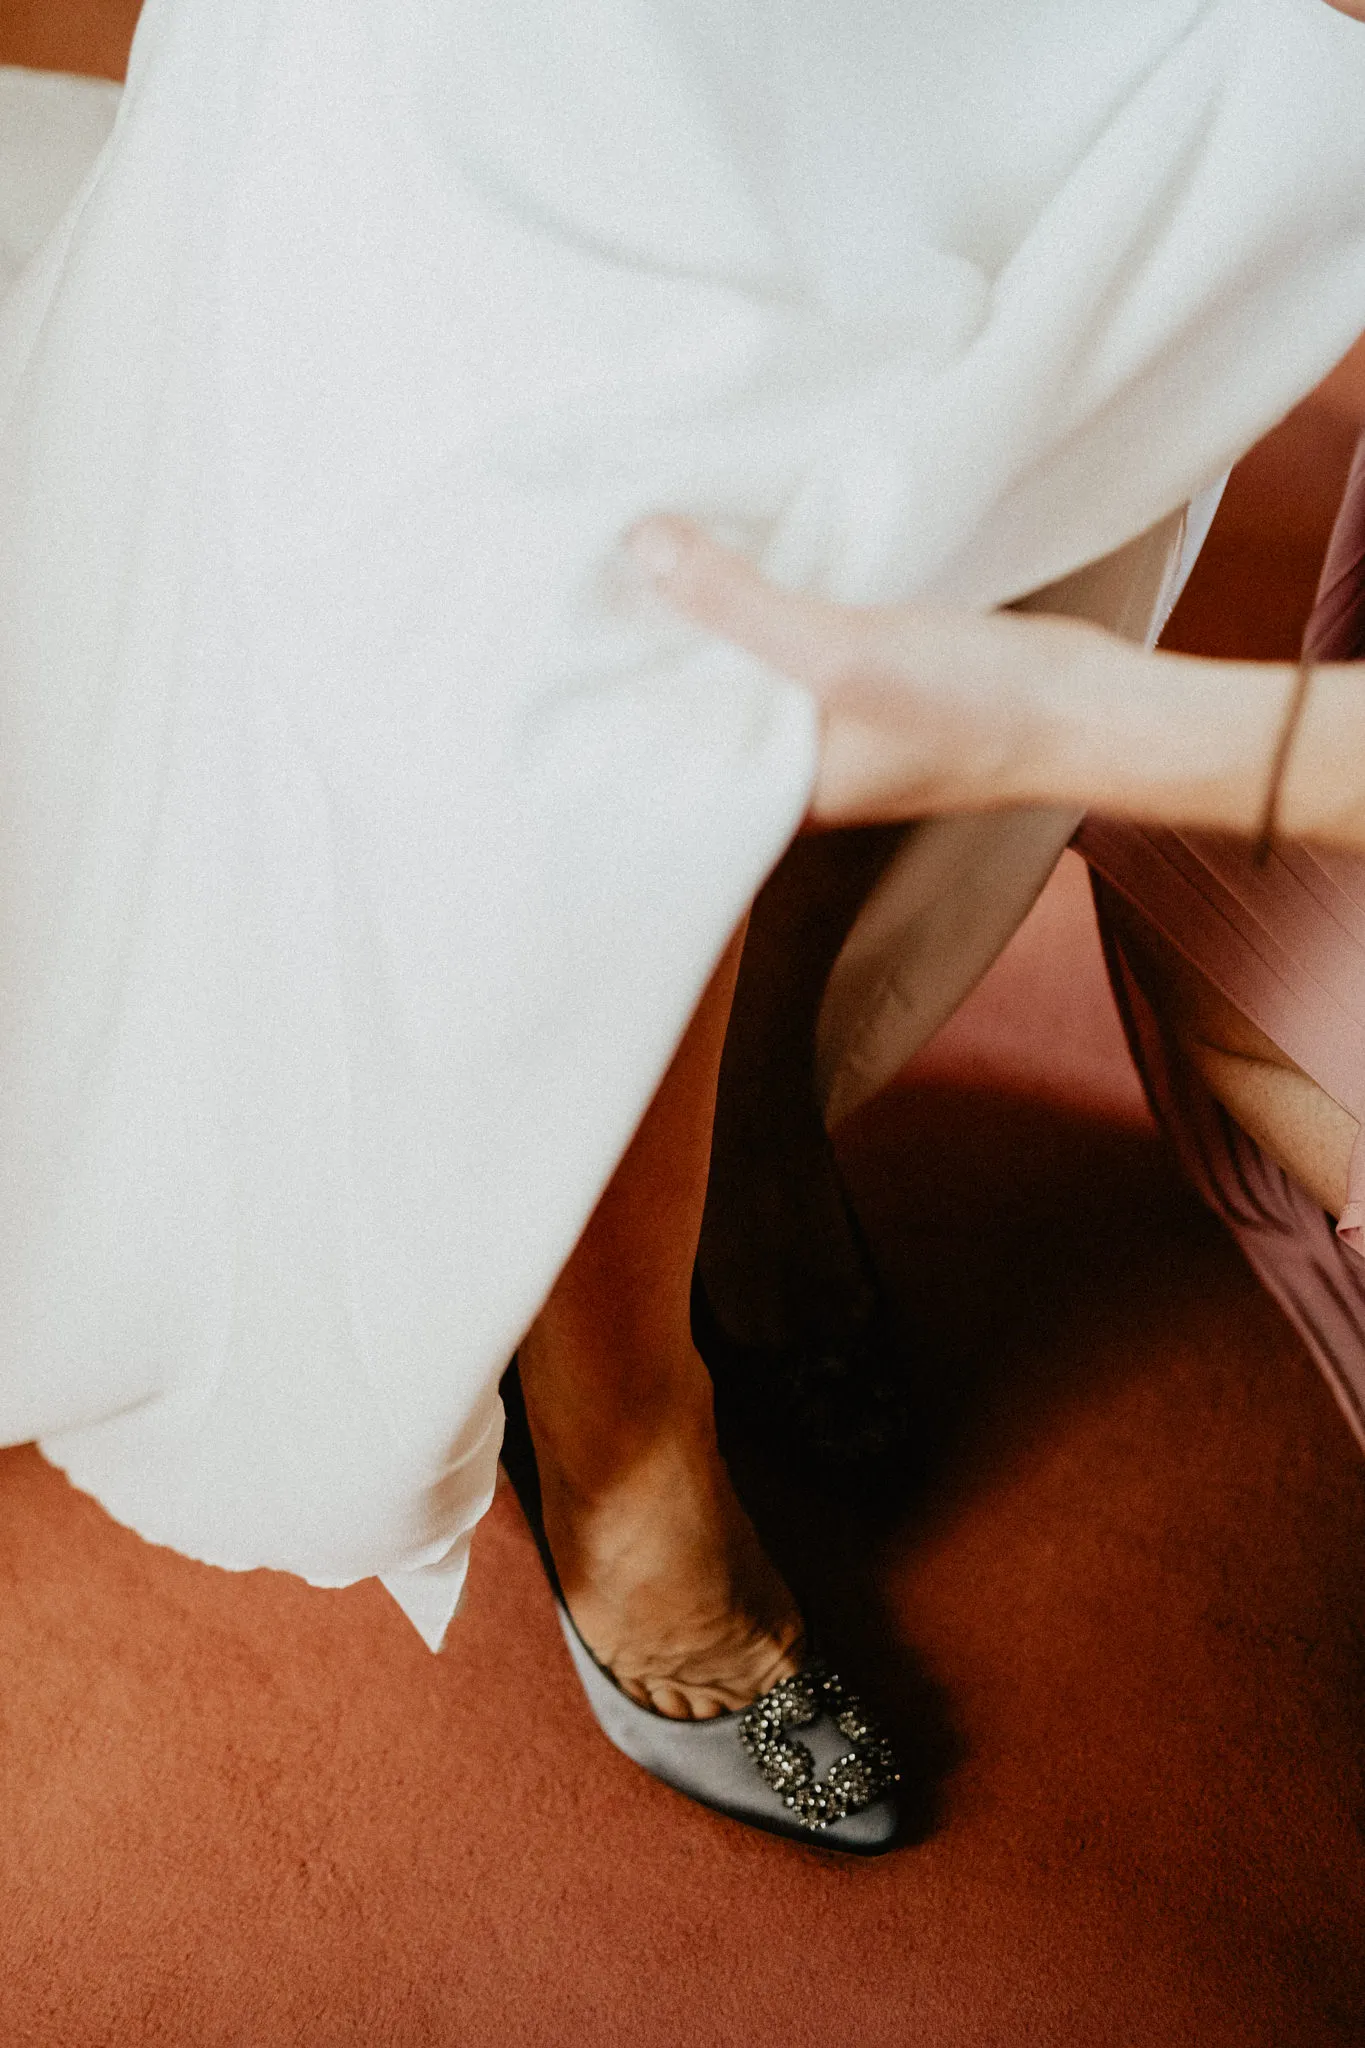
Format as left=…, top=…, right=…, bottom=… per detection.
left=3, top=0, right=1365, bottom=1648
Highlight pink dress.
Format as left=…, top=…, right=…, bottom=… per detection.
left=1076, top=436, right=1365, bottom=1452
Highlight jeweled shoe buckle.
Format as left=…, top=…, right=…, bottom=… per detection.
left=738, top=1663, right=900, bottom=1830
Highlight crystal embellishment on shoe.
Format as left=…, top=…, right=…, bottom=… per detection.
left=739, top=1662, right=900, bottom=1830
left=498, top=1361, right=900, bottom=1853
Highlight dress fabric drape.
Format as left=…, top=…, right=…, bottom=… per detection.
left=1079, top=435, right=1365, bottom=1453
left=4, top=1, right=1365, bottom=1648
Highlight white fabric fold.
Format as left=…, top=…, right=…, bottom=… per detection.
left=2, top=0, right=1365, bottom=1648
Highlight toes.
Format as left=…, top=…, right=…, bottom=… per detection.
left=636, top=1676, right=718, bottom=1719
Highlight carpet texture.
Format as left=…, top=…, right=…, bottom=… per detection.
left=4, top=852, right=1364, bottom=2048
left=2, top=12, right=1364, bottom=2041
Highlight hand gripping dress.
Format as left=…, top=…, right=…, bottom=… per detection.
left=3, top=0, right=1365, bottom=1647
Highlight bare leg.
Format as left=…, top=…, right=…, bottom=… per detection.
left=698, top=826, right=903, bottom=1347
left=1105, top=899, right=1357, bottom=1216
left=518, top=930, right=805, bottom=1721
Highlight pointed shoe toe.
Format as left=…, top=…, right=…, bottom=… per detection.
left=498, top=1361, right=900, bottom=1853
left=557, top=1610, right=901, bottom=1854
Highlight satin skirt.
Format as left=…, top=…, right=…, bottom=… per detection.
left=1078, top=435, right=1365, bottom=1453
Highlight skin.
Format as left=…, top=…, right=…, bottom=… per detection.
left=629, top=515, right=1362, bottom=1221
left=549, top=0, right=1365, bottom=1702
left=8, top=0, right=1359, bottom=1719
left=520, top=932, right=806, bottom=1718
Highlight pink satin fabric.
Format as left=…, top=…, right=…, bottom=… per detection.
left=1074, top=435, right=1365, bottom=1449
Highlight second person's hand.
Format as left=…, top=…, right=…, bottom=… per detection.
left=626, top=514, right=1131, bottom=829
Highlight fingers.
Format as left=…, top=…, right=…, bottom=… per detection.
left=626, top=515, right=868, bottom=690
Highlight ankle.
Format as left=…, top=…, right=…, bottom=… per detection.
left=519, top=1332, right=721, bottom=1507
left=544, top=1414, right=723, bottom=1524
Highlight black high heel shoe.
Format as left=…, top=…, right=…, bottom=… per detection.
left=692, top=1186, right=920, bottom=1491
left=498, top=1364, right=901, bottom=1853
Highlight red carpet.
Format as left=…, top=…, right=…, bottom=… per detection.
left=2, top=13, right=1364, bottom=2040
left=4, top=848, right=1363, bottom=2046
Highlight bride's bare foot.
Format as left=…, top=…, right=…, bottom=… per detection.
left=519, top=1335, right=804, bottom=1720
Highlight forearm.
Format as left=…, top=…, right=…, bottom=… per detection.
left=1005, top=625, right=1282, bottom=832
left=628, top=515, right=1365, bottom=854
left=927, top=613, right=1365, bottom=852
